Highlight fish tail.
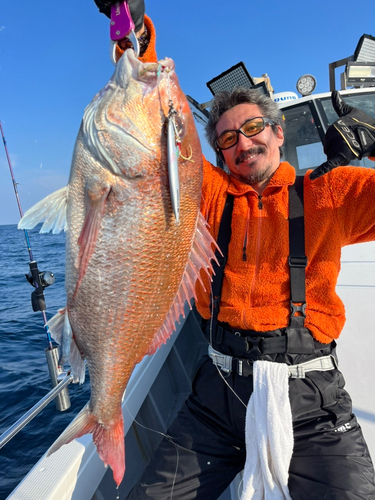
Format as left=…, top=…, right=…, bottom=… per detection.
left=92, top=412, right=125, bottom=486
left=47, top=404, right=125, bottom=486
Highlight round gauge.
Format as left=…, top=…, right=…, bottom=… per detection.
left=296, top=74, right=317, bottom=96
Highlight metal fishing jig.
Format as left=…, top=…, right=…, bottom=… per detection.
left=165, top=70, right=181, bottom=224
left=167, top=105, right=181, bottom=224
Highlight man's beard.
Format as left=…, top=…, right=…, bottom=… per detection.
left=234, top=146, right=272, bottom=185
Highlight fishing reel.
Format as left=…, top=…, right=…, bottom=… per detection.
left=26, top=261, right=55, bottom=312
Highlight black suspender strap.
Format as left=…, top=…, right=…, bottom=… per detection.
left=288, top=175, right=307, bottom=328
left=208, top=194, right=234, bottom=340
left=207, top=176, right=308, bottom=339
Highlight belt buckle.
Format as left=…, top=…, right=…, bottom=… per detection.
left=234, top=357, right=253, bottom=377
left=292, top=364, right=306, bottom=378
left=210, top=350, right=232, bottom=374
left=246, top=336, right=263, bottom=358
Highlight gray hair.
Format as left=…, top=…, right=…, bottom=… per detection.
left=205, top=87, right=284, bottom=151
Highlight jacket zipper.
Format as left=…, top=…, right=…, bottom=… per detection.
left=258, top=195, right=263, bottom=209
left=244, top=195, right=263, bottom=326
left=243, top=195, right=263, bottom=262
left=242, top=207, right=250, bottom=261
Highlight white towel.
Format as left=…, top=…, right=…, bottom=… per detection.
left=241, top=361, right=294, bottom=500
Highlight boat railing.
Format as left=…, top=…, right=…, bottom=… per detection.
left=0, top=373, right=73, bottom=450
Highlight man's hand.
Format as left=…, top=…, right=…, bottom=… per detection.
left=93, top=0, right=145, bottom=34
left=310, top=90, right=375, bottom=180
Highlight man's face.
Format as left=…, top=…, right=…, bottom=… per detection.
left=216, top=103, right=284, bottom=192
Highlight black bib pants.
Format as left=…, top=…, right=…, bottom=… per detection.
left=126, top=328, right=375, bottom=500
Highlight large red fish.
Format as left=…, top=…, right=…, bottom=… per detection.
left=19, top=49, right=217, bottom=485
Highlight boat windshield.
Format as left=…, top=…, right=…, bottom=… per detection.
left=281, top=90, right=375, bottom=173
left=321, top=93, right=375, bottom=125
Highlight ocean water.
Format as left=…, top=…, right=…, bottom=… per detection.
left=0, top=224, right=90, bottom=499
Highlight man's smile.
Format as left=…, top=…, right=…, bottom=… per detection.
left=235, top=147, right=265, bottom=165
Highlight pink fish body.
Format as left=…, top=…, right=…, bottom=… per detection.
left=19, top=49, right=217, bottom=485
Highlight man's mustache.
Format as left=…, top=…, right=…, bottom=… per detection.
left=235, top=147, right=265, bottom=165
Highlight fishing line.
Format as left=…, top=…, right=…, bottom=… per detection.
left=0, top=120, right=53, bottom=349
left=166, top=82, right=178, bottom=134
left=165, top=68, right=172, bottom=105
left=123, top=274, right=247, bottom=496
left=165, top=70, right=181, bottom=146
left=124, top=404, right=182, bottom=499
left=165, top=70, right=193, bottom=166
left=209, top=289, right=247, bottom=409
left=208, top=289, right=247, bottom=497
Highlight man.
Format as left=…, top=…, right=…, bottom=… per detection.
left=94, top=2, right=375, bottom=498
left=128, top=88, right=375, bottom=500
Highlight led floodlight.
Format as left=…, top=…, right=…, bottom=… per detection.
left=296, top=74, right=317, bottom=96
left=345, top=61, right=375, bottom=87
left=206, top=62, right=255, bottom=96
left=329, top=33, right=375, bottom=90
left=354, top=34, right=375, bottom=63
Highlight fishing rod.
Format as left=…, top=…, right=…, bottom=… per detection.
left=0, top=120, right=72, bottom=418
left=0, top=120, right=54, bottom=346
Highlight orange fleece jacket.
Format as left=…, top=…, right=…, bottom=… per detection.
left=133, top=18, right=375, bottom=344
left=197, top=160, right=375, bottom=344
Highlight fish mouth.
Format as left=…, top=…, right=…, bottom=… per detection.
left=115, top=49, right=176, bottom=92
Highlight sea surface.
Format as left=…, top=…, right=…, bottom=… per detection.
left=0, top=224, right=90, bottom=499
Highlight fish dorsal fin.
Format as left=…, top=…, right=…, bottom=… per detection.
left=18, top=186, right=68, bottom=233
left=147, top=212, right=219, bottom=355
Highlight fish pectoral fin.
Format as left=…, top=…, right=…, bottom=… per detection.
left=147, top=212, right=219, bottom=355
left=46, top=308, right=66, bottom=344
left=47, top=308, right=86, bottom=383
left=18, top=186, right=68, bottom=233
left=73, top=183, right=111, bottom=297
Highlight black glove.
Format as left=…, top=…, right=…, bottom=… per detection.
left=93, top=0, right=145, bottom=33
left=310, top=90, right=375, bottom=180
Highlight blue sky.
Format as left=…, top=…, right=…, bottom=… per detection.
left=0, top=0, right=374, bottom=225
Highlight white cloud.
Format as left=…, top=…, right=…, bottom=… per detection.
left=0, top=27, right=5, bottom=32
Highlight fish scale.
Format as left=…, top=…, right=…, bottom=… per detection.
left=18, top=48, right=218, bottom=486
